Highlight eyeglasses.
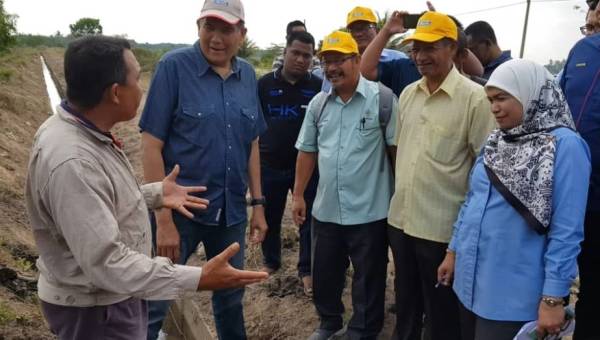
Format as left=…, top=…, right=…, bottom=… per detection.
left=320, top=55, right=355, bottom=68
left=580, top=24, right=599, bottom=35
left=348, top=23, right=377, bottom=34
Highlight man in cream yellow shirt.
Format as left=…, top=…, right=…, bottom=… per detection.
left=385, top=11, right=495, bottom=340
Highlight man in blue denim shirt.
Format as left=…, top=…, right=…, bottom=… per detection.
left=560, top=17, right=600, bottom=339
left=138, top=0, right=267, bottom=339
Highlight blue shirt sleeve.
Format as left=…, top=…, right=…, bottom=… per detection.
left=543, top=133, right=591, bottom=297
left=377, top=59, right=398, bottom=92
left=138, top=58, right=179, bottom=142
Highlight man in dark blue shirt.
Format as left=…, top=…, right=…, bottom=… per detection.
left=560, top=27, right=600, bottom=340
left=138, top=0, right=267, bottom=339
left=464, top=21, right=512, bottom=79
left=257, top=31, right=321, bottom=294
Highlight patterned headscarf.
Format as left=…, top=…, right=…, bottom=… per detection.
left=483, top=59, right=575, bottom=234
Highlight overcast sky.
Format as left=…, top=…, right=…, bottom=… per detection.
left=5, top=0, right=589, bottom=64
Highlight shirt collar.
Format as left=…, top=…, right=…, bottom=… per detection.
left=58, top=101, right=122, bottom=148
left=417, top=66, right=461, bottom=98
left=485, top=50, right=512, bottom=72
left=194, top=40, right=242, bottom=79
left=273, top=66, right=313, bottom=83
left=330, top=75, right=369, bottom=103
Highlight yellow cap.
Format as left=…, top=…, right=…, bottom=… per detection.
left=318, top=31, right=359, bottom=56
left=402, top=11, right=457, bottom=45
left=346, top=6, right=377, bottom=26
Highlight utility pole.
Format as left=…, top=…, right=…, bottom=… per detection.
left=520, top=0, right=532, bottom=58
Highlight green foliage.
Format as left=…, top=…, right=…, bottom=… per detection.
left=0, top=68, right=11, bottom=82
left=0, top=302, right=16, bottom=326
left=69, top=18, right=103, bottom=37
left=238, top=37, right=258, bottom=60
left=132, top=47, right=167, bottom=73
left=0, top=0, right=17, bottom=53
left=14, top=258, right=33, bottom=272
left=256, top=43, right=283, bottom=69
left=15, top=33, right=69, bottom=48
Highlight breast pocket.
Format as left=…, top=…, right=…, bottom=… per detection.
left=240, top=108, right=258, bottom=143
left=425, top=126, right=463, bottom=164
left=173, top=105, right=216, bottom=147
left=357, top=114, right=381, bottom=146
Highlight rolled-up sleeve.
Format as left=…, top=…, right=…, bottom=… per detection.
left=543, top=135, right=590, bottom=297
left=295, top=95, right=320, bottom=153
left=44, top=159, right=201, bottom=300
left=141, top=182, right=163, bottom=210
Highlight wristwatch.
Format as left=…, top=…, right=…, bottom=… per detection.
left=541, top=296, right=564, bottom=308
left=250, top=197, right=266, bottom=206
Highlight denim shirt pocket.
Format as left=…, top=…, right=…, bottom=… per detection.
left=240, top=107, right=258, bottom=143
left=174, top=105, right=216, bottom=147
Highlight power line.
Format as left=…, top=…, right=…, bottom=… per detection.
left=454, top=0, right=576, bottom=16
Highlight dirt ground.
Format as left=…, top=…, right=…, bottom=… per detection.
left=0, top=47, right=65, bottom=339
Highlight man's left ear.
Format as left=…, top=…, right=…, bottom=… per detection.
left=108, top=83, right=121, bottom=105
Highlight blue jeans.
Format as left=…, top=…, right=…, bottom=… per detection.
left=147, top=213, right=246, bottom=340
left=260, top=165, right=317, bottom=276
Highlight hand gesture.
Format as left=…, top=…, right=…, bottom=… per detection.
left=198, top=242, right=269, bottom=290
left=162, top=164, right=209, bottom=218
left=426, top=1, right=436, bottom=11
left=383, top=11, right=410, bottom=35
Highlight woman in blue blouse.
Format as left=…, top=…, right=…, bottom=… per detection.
left=437, top=59, right=591, bottom=340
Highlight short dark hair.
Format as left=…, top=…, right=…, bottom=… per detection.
left=286, top=31, right=315, bottom=49
left=286, top=20, right=306, bottom=36
left=464, top=21, right=498, bottom=45
left=447, top=16, right=468, bottom=57
left=64, top=35, right=131, bottom=110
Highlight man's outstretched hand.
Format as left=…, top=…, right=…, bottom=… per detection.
left=198, top=242, right=269, bottom=291
left=162, top=164, right=210, bottom=218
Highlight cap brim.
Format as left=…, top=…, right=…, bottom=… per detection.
left=346, top=18, right=376, bottom=27
left=199, top=10, right=241, bottom=25
left=401, top=32, right=445, bottom=45
left=317, top=47, right=357, bottom=56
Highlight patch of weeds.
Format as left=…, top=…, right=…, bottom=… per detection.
left=14, top=258, right=33, bottom=272
left=0, top=302, right=16, bottom=326
left=0, top=68, right=12, bottom=83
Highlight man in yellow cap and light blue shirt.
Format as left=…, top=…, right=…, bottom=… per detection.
left=292, top=31, right=398, bottom=340
left=384, top=11, right=495, bottom=340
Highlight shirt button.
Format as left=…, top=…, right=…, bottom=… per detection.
left=54, top=295, right=60, bottom=301
left=66, top=296, right=75, bottom=305
left=227, top=167, right=231, bottom=171
left=226, top=102, right=230, bottom=106
left=228, top=124, right=231, bottom=128
left=229, top=145, right=232, bottom=149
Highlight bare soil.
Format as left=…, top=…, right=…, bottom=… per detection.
left=0, top=47, right=64, bottom=340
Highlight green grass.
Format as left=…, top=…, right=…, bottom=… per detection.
left=0, top=303, right=16, bottom=326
